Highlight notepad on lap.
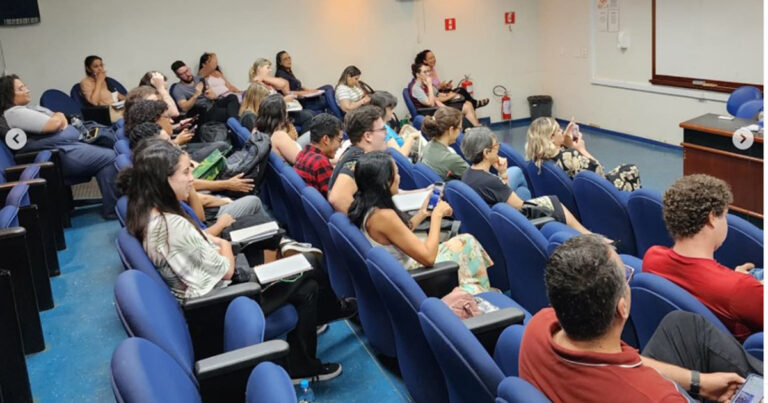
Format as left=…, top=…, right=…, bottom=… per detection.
left=392, top=189, right=431, bottom=212
left=228, top=221, right=280, bottom=244
left=301, top=89, right=325, bottom=98
left=254, top=253, right=313, bottom=284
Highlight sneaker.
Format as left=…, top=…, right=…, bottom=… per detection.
left=292, top=363, right=343, bottom=384
left=280, top=238, right=322, bottom=258
left=316, top=323, right=329, bottom=335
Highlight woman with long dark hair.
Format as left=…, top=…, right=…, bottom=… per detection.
left=334, top=65, right=370, bottom=114
left=275, top=50, right=327, bottom=112
left=197, top=52, right=240, bottom=98
left=255, top=94, right=301, bottom=164
left=118, top=138, right=343, bottom=381
left=1, top=74, right=118, bottom=218
left=414, top=49, right=489, bottom=109
left=80, top=55, right=126, bottom=106
left=348, top=151, right=494, bottom=294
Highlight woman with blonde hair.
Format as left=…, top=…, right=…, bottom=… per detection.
left=525, top=117, right=641, bottom=191
left=249, top=58, right=314, bottom=132
left=238, top=82, right=270, bottom=132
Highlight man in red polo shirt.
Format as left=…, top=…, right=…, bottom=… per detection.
left=519, top=234, right=759, bottom=402
left=294, top=113, right=343, bottom=197
left=643, top=174, right=763, bottom=342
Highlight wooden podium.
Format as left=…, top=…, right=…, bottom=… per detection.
left=680, top=113, right=763, bottom=223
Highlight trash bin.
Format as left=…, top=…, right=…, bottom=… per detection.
left=527, top=95, right=553, bottom=120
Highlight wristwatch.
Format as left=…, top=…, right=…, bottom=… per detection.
left=690, top=370, right=700, bottom=397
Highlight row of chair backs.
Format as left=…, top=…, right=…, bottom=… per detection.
left=525, top=161, right=580, bottom=219
left=387, top=148, right=419, bottom=190
left=498, top=144, right=531, bottom=189
left=39, top=89, right=82, bottom=117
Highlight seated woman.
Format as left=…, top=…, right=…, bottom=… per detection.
left=419, top=107, right=469, bottom=180
left=2, top=74, right=118, bottom=219
left=138, top=71, right=180, bottom=118
left=334, top=65, right=370, bottom=114
left=118, top=138, right=343, bottom=381
left=409, top=62, right=481, bottom=128
left=525, top=117, right=641, bottom=191
left=349, top=151, right=494, bottom=295
left=255, top=94, right=301, bottom=164
left=369, top=91, right=422, bottom=158
left=275, top=51, right=327, bottom=112
left=238, top=82, right=270, bottom=132
left=414, top=49, right=489, bottom=109
left=249, top=58, right=314, bottom=131
left=460, top=127, right=589, bottom=234
left=80, top=55, right=125, bottom=122
left=198, top=53, right=240, bottom=98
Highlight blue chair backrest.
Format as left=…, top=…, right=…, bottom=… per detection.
left=411, top=114, right=425, bottom=130
left=629, top=272, right=728, bottom=349
left=727, top=86, right=762, bottom=116
left=116, top=228, right=166, bottom=285
left=223, top=296, right=266, bottom=352
left=300, top=186, right=355, bottom=298
left=743, top=332, right=764, bottom=361
left=402, top=87, right=419, bottom=118
left=572, top=170, right=637, bottom=256
left=498, top=144, right=531, bottom=188
left=246, top=362, right=297, bottom=403
left=264, top=152, right=289, bottom=225
left=115, top=125, right=126, bottom=141
left=715, top=214, right=764, bottom=269
left=328, top=213, right=396, bottom=357
left=107, top=77, right=128, bottom=94
left=0, top=205, right=19, bottom=228
left=412, top=162, right=442, bottom=188
left=418, top=297, right=506, bottom=403
left=488, top=203, right=550, bottom=312
left=444, top=180, right=510, bottom=292
left=735, top=100, right=763, bottom=119
left=39, top=89, right=82, bottom=117
left=275, top=161, right=310, bottom=242
left=387, top=147, right=418, bottom=190
left=366, top=247, right=448, bottom=403
left=492, top=324, right=527, bottom=377
left=115, top=139, right=132, bottom=156
left=319, top=84, right=343, bottom=119
left=70, top=83, right=85, bottom=107
left=111, top=337, right=202, bottom=403
left=525, top=161, right=579, bottom=218
left=116, top=196, right=128, bottom=226
left=116, top=153, right=133, bottom=172
left=626, top=189, right=672, bottom=258
left=451, top=132, right=468, bottom=161
left=495, top=376, right=551, bottom=403
left=114, top=270, right=196, bottom=378
left=226, top=117, right=249, bottom=149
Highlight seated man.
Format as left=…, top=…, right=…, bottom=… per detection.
left=520, top=234, right=761, bottom=402
left=327, top=105, right=388, bottom=213
left=170, top=60, right=239, bottom=124
left=294, top=113, right=343, bottom=197
left=643, top=174, right=763, bottom=342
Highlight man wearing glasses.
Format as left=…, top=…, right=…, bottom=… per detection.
left=327, top=105, right=388, bottom=213
left=519, top=234, right=760, bottom=402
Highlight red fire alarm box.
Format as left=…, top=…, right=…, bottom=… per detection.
left=444, top=18, right=456, bottom=31
left=505, top=12, right=515, bottom=24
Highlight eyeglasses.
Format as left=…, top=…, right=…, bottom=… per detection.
left=369, top=126, right=387, bottom=134
left=486, top=143, right=500, bottom=152
left=624, top=265, right=635, bottom=283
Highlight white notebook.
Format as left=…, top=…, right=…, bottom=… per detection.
left=228, top=221, right=280, bottom=244
left=254, top=253, right=313, bottom=284
left=301, top=89, right=325, bottom=98
left=392, top=189, right=431, bottom=212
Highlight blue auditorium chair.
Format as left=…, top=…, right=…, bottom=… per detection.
left=263, top=152, right=289, bottom=227
left=743, top=333, right=764, bottom=361
left=715, top=214, right=764, bottom=269
left=366, top=247, right=531, bottom=403
left=387, top=147, right=419, bottom=190
left=275, top=158, right=312, bottom=243
left=39, top=89, right=82, bottom=118
left=402, top=86, right=437, bottom=124
left=572, top=170, right=637, bottom=256
left=319, top=85, right=344, bottom=119
left=245, top=362, right=297, bottom=403
left=418, top=297, right=526, bottom=403
left=114, top=139, right=131, bottom=156
left=115, top=196, right=128, bottom=226
left=226, top=117, right=250, bottom=150
left=300, top=186, right=355, bottom=299
left=495, top=377, right=551, bottom=403
left=525, top=161, right=579, bottom=218
left=735, top=100, right=763, bottom=119
left=113, top=270, right=289, bottom=401
left=444, top=180, right=511, bottom=292
left=726, top=86, right=762, bottom=116
left=498, top=143, right=531, bottom=189
left=115, top=153, right=132, bottom=172
left=627, top=189, right=672, bottom=258
left=412, top=162, right=441, bottom=188
left=115, top=228, right=297, bottom=344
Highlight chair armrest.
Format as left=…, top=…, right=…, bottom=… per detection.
left=410, top=261, right=459, bottom=298
left=181, top=282, right=262, bottom=311
left=529, top=216, right=555, bottom=229
left=414, top=218, right=460, bottom=233
left=464, top=307, right=526, bottom=354
left=196, top=340, right=290, bottom=402
left=0, top=226, right=26, bottom=240
left=13, top=148, right=60, bottom=164
left=416, top=107, right=439, bottom=116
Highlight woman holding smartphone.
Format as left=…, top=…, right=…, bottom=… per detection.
left=348, top=151, right=494, bottom=294
left=525, top=117, right=641, bottom=191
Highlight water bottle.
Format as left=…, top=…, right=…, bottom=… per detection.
left=298, top=379, right=315, bottom=403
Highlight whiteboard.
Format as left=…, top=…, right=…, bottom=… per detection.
left=655, top=0, right=763, bottom=85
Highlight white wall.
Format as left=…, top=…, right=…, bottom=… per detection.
left=0, top=0, right=540, bottom=122
left=538, top=0, right=763, bottom=145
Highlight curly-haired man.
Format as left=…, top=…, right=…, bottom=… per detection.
left=642, top=174, right=763, bottom=341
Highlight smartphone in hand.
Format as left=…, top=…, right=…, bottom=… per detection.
left=427, top=182, right=445, bottom=211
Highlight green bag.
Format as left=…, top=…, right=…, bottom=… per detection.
left=193, top=146, right=231, bottom=180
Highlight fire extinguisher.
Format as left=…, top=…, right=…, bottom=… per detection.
left=493, top=85, right=512, bottom=121
left=460, top=75, right=474, bottom=96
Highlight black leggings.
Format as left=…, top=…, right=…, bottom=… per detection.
left=204, top=94, right=240, bottom=123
